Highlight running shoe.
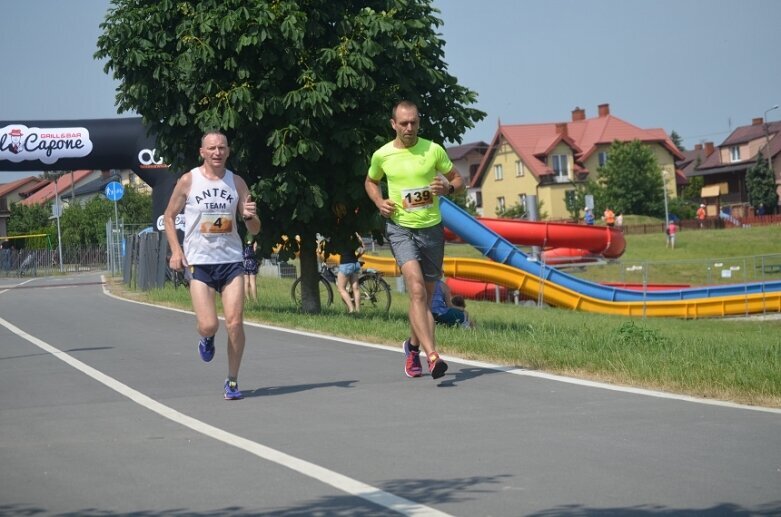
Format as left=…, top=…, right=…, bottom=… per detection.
left=224, top=379, right=243, bottom=400
left=427, top=352, right=448, bottom=379
left=403, top=338, right=422, bottom=378
left=198, top=335, right=215, bottom=362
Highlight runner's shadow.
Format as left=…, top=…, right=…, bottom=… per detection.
left=436, top=366, right=505, bottom=388
left=242, top=380, right=358, bottom=397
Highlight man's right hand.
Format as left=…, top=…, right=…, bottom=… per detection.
left=377, top=199, right=397, bottom=218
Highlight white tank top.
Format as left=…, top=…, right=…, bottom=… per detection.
left=183, top=167, right=243, bottom=265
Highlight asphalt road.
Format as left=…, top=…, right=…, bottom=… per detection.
left=1, top=272, right=779, bottom=516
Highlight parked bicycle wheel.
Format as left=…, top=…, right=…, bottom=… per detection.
left=357, top=274, right=391, bottom=314
left=291, top=275, right=334, bottom=309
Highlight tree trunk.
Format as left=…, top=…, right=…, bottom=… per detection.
left=298, top=234, right=322, bottom=314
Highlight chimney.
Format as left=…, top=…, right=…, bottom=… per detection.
left=695, top=143, right=703, bottom=151
left=555, top=122, right=568, bottom=137
left=598, top=103, right=610, bottom=117
left=704, top=141, right=715, bottom=156
left=571, top=107, right=586, bottom=121
left=753, top=117, right=764, bottom=126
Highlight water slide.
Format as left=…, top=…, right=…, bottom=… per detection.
left=361, top=198, right=781, bottom=318
left=443, top=216, right=626, bottom=262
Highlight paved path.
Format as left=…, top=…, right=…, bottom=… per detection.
left=1, top=273, right=779, bottom=516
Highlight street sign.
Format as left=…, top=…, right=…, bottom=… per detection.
left=105, top=181, right=124, bottom=201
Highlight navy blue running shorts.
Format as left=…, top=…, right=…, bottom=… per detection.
left=190, top=262, right=244, bottom=292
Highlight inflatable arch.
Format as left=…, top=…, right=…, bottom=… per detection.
left=0, top=117, right=177, bottom=227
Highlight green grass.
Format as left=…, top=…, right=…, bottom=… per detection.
left=111, top=223, right=781, bottom=408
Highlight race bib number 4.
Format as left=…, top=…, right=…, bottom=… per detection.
left=199, top=212, right=233, bottom=234
left=401, top=186, right=434, bottom=212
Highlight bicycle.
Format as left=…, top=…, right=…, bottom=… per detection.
left=291, top=261, right=392, bottom=314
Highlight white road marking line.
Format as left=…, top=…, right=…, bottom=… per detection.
left=101, top=277, right=781, bottom=415
left=0, top=315, right=452, bottom=517
left=0, top=277, right=36, bottom=294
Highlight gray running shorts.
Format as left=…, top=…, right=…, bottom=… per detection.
left=385, top=220, right=444, bottom=282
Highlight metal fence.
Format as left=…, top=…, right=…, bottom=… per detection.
left=560, top=252, right=781, bottom=288
left=0, top=246, right=107, bottom=277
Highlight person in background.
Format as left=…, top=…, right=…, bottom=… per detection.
left=696, top=204, right=706, bottom=228
left=450, top=295, right=475, bottom=329
left=431, top=278, right=473, bottom=328
left=603, top=207, right=615, bottom=227
left=243, top=237, right=259, bottom=305
left=1, top=239, right=11, bottom=272
left=584, top=207, right=595, bottom=226
left=164, top=130, right=261, bottom=401
left=335, top=232, right=364, bottom=314
left=615, top=212, right=624, bottom=231
left=365, top=99, right=465, bottom=380
left=666, top=219, right=678, bottom=249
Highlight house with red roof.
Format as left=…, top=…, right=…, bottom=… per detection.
left=446, top=141, right=488, bottom=209
left=1, top=169, right=151, bottom=237
left=470, top=104, right=684, bottom=219
left=683, top=117, right=781, bottom=216
left=19, top=170, right=102, bottom=207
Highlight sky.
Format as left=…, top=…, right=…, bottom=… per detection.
left=2, top=0, right=781, bottom=181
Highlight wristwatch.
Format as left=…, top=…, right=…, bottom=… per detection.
left=448, top=184, right=455, bottom=195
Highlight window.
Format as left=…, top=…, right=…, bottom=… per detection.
left=475, top=191, right=483, bottom=208
left=515, top=160, right=524, bottom=177
left=551, top=154, right=569, bottom=179
left=598, top=152, right=608, bottom=167
left=730, top=145, right=740, bottom=162
left=494, top=164, right=503, bottom=180
left=497, top=196, right=506, bottom=212
left=518, top=193, right=527, bottom=209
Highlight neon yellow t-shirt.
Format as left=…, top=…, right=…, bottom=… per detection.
left=367, top=138, right=453, bottom=228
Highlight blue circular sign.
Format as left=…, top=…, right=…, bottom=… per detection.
left=105, top=181, right=124, bottom=201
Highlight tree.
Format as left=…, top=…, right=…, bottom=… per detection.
left=96, top=0, right=484, bottom=313
left=118, top=186, right=154, bottom=227
left=597, top=140, right=665, bottom=218
left=8, top=203, right=52, bottom=237
left=746, top=156, right=779, bottom=213
left=496, top=203, right=526, bottom=219
left=682, top=175, right=704, bottom=202
left=564, top=185, right=589, bottom=222
left=670, top=130, right=685, bottom=152
left=61, top=197, right=112, bottom=247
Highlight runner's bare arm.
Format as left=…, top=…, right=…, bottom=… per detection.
left=163, top=173, right=191, bottom=271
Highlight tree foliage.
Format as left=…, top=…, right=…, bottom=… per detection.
left=670, top=130, right=685, bottom=152
left=8, top=186, right=152, bottom=248
left=595, top=140, right=665, bottom=218
left=96, top=0, right=484, bottom=312
left=8, top=203, right=51, bottom=236
left=95, top=4, right=483, bottom=250
left=58, top=187, right=151, bottom=247
left=682, top=175, right=704, bottom=202
left=746, top=156, right=778, bottom=213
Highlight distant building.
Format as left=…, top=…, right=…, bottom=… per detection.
left=682, top=117, right=781, bottom=216
left=0, top=169, right=147, bottom=235
left=446, top=141, right=488, bottom=212
left=470, top=104, right=683, bottom=219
